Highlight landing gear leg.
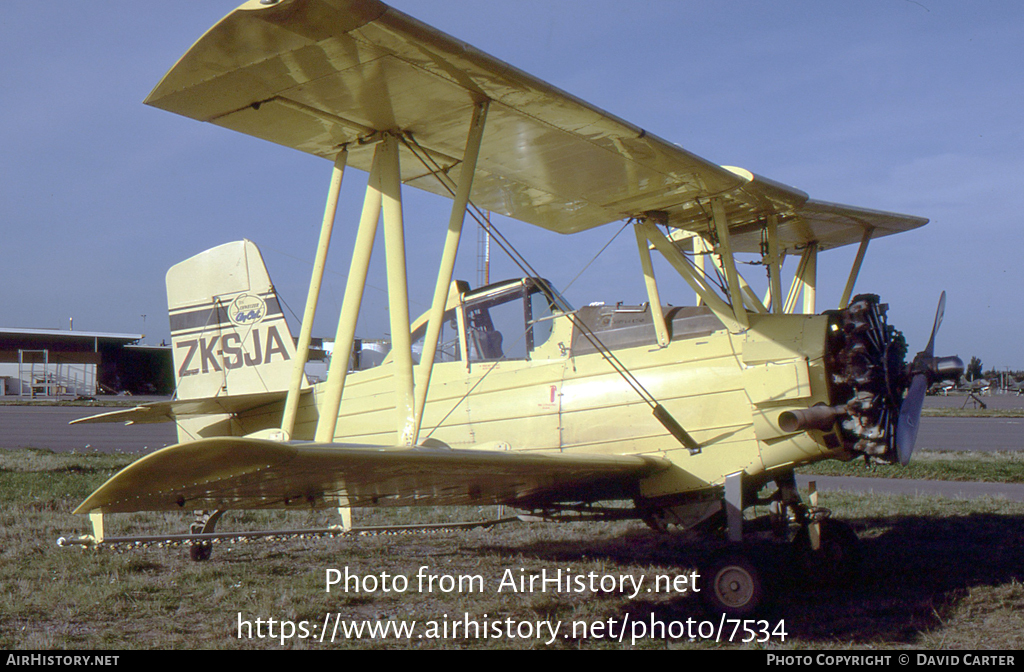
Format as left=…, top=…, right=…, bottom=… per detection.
left=766, top=470, right=807, bottom=534
left=697, top=472, right=773, bottom=616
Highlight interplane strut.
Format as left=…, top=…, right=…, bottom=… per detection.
left=290, top=105, right=490, bottom=446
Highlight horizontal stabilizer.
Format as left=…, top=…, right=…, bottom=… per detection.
left=69, top=390, right=310, bottom=426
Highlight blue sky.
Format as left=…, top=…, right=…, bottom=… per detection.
left=3, top=1, right=1022, bottom=371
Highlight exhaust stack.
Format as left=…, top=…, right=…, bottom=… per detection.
left=778, top=405, right=846, bottom=433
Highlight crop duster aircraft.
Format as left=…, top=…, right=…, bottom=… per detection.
left=64, top=0, right=963, bottom=615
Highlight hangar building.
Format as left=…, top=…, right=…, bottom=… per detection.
left=0, top=328, right=172, bottom=398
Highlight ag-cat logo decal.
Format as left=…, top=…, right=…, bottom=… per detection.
left=229, top=294, right=267, bottom=326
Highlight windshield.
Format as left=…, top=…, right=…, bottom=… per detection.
left=464, top=279, right=559, bottom=362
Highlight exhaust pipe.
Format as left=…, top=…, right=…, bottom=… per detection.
left=778, top=405, right=847, bottom=433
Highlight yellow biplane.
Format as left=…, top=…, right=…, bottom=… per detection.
left=64, top=0, right=963, bottom=615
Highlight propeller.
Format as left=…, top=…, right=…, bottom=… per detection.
left=895, top=292, right=962, bottom=465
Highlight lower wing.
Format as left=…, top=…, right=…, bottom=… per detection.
left=74, top=438, right=672, bottom=514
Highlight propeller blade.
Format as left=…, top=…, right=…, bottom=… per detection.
left=895, top=292, right=954, bottom=465
left=924, top=291, right=946, bottom=358
left=896, top=373, right=927, bottom=465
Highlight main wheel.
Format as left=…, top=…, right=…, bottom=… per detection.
left=699, top=552, right=768, bottom=617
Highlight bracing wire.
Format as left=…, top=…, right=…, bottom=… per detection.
left=562, top=220, right=630, bottom=294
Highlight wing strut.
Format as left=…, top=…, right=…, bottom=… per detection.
left=766, top=215, right=784, bottom=314
left=710, top=198, right=749, bottom=328
left=706, top=244, right=768, bottom=315
left=692, top=234, right=710, bottom=308
left=281, top=149, right=348, bottom=438
left=379, top=134, right=418, bottom=445
left=311, top=113, right=491, bottom=447
left=411, top=101, right=489, bottom=444
left=838, top=228, right=873, bottom=309
left=315, top=144, right=386, bottom=443
left=634, top=222, right=670, bottom=348
left=783, top=244, right=819, bottom=314
left=314, top=134, right=419, bottom=445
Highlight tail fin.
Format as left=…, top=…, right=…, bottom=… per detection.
left=167, top=240, right=300, bottom=401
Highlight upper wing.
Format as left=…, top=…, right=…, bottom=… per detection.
left=725, top=195, right=929, bottom=255
left=144, top=0, right=924, bottom=250
left=74, top=437, right=672, bottom=514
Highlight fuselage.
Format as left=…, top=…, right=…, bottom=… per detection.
left=277, top=279, right=841, bottom=503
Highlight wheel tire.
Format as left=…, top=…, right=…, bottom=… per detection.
left=699, top=552, right=767, bottom=617
left=793, top=519, right=861, bottom=586
left=189, top=543, right=212, bottom=562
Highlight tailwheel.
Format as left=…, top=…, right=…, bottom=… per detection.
left=187, top=510, right=224, bottom=562
left=792, top=519, right=861, bottom=586
left=698, top=551, right=770, bottom=617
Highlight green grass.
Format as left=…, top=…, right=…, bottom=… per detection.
left=2, top=448, right=1024, bottom=649
left=800, top=450, right=1024, bottom=484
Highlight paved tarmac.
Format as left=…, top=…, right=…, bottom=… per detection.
left=0, top=404, right=177, bottom=453
left=918, top=416, right=1024, bottom=452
